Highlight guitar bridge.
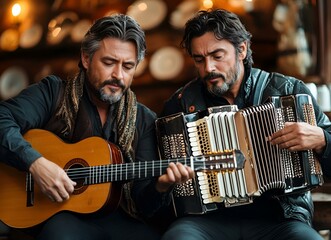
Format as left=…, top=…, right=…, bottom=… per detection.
left=26, top=173, right=34, bottom=207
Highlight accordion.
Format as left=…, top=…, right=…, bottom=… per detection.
left=155, top=94, right=323, bottom=216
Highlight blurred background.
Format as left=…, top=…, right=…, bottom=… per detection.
left=0, top=0, right=330, bottom=115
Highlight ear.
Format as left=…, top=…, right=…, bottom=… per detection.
left=81, top=52, right=89, bottom=69
left=238, top=41, right=247, bottom=60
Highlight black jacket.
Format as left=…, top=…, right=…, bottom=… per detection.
left=161, top=68, right=331, bottom=226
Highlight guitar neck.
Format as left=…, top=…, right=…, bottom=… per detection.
left=66, top=150, right=243, bottom=185
left=66, top=157, right=194, bottom=184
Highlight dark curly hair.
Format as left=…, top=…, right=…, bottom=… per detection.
left=181, top=9, right=253, bottom=68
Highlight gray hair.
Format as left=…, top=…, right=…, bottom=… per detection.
left=81, top=14, right=146, bottom=63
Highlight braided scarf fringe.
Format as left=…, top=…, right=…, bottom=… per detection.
left=116, top=88, right=139, bottom=218
left=56, top=72, right=84, bottom=134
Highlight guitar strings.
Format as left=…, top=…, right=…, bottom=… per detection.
left=64, top=154, right=234, bottom=183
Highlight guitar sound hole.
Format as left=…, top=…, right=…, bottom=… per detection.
left=64, top=158, right=89, bottom=195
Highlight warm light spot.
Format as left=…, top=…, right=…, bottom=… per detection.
left=203, top=0, right=213, bottom=9
left=48, top=19, right=57, bottom=29
left=138, top=2, right=147, bottom=11
left=11, top=3, right=21, bottom=17
left=52, top=27, right=61, bottom=37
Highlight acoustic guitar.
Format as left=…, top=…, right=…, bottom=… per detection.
left=0, top=129, right=244, bottom=228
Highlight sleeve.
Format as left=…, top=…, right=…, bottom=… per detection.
left=0, top=75, right=62, bottom=171
left=131, top=104, right=173, bottom=219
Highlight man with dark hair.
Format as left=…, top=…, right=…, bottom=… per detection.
left=155, top=9, right=331, bottom=240
left=0, top=14, right=162, bottom=240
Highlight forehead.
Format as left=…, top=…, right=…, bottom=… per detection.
left=97, top=37, right=137, bottom=61
left=191, top=32, right=234, bottom=55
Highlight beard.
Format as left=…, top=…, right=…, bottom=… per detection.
left=97, top=79, right=126, bottom=104
left=203, top=59, right=241, bottom=97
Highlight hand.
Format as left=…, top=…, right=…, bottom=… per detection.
left=269, top=122, right=325, bottom=154
left=29, top=157, right=77, bottom=202
left=156, top=162, right=195, bottom=193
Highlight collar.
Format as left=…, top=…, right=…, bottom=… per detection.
left=235, top=65, right=252, bottom=109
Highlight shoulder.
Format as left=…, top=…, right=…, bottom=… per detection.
left=263, top=71, right=308, bottom=96
left=135, top=103, right=157, bottom=139
left=136, top=102, right=157, bottom=122
left=176, top=78, right=203, bottom=98
left=40, top=75, right=64, bottom=85
left=16, top=75, right=64, bottom=102
left=161, top=78, right=204, bottom=116
left=33, top=75, right=65, bottom=93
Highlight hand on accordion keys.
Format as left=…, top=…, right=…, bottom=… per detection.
left=156, top=162, right=195, bottom=193
left=268, top=121, right=326, bottom=154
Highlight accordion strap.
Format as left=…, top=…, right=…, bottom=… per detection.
left=250, top=69, right=271, bottom=105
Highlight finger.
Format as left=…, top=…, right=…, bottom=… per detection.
left=185, top=166, right=195, bottom=178
left=50, top=186, right=70, bottom=202
left=165, top=166, right=176, bottom=183
left=168, top=162, right=182, bottom=181
left=278, top=138, right=302, bottom=151
left=59, top=191, right=70, bottom=200
left=270, top=122, right=296, bottom=141
left=64, top=180, right=76, bottom=194
left=46, top=190, right=62, bottom=202
left=175, top=163, right=191, bottom=181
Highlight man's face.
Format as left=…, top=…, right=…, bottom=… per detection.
left=190, top=32, right=246, bottom=97
left=81, top=37, right=138, bottom=104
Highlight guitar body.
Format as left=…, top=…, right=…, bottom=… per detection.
left=0, top=129, right=123, bottom=228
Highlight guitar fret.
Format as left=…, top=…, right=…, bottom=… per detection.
left=145, top=161, right=147, bottom=178
left=98, top=165, right=101, bottom=183
left=89, top=167, right=92, bottom=185
left=111, top=164, right=114, bottom=181
left=102, top=165, right=105, bottom=183
left=95, top=166, right=97, bottom=183
left=120, top=164, right=122, bottom=181
left=92, top=167, right=94, bottom=184
left=95, top=166, right=97, bottom=184
left=115, top=164, right=118, bottom=181
left=111, top=164, right=114, bottom=182
left=94, top=166, right=96, bottom=184
left=132, top=163, right=134, bottom=179
left=106, top=165, right=109, bottom=182
left=152, top=161, right=154, bottom=176
left=98, top=166, right=100, bottom=183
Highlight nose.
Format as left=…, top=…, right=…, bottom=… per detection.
left=204, top=58, right=215, bottom=73
left=111, top=64, right=124, bottom=80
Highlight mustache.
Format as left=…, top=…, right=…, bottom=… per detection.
left=203, top=72, right=225, bottom=82
left=101, top=79, right=125, bottom=90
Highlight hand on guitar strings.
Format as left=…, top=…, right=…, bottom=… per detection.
left=155, top=162, right=195, bottom=193
left=29, top=157, right=77, bottom=202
